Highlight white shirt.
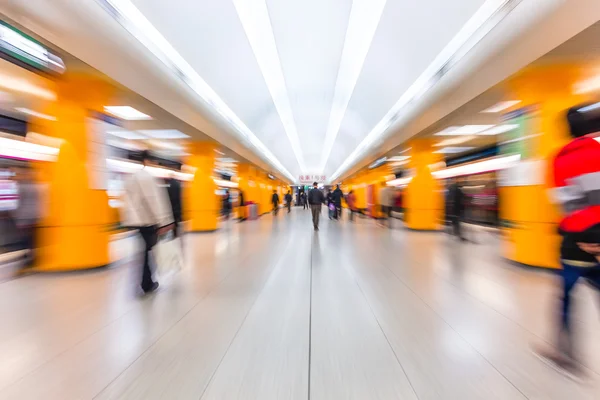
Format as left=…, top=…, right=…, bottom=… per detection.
left=122, top=168, right=174, bottom=228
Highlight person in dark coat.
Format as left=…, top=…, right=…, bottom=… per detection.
left=332, top=184, right=343, bottom=220
left=271, top=190, right=280, bottom=215
left=285, top=191, right=293, bottom=213
left=447, top=178, right=465, bottom=240
left=308, top=182, right=325, bottom=230
left=166, top=174, right=182, bottom=237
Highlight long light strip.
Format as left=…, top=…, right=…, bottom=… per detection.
left=98, top=0, right=295, bottom=182
left=330, top=0, right=513, bottom=182
left=0, top=137, right=59, bottom=161
left=318, top=0, right=388, bottom=172
left=232, top=0, right=305, bottom=172
left=386, top=154, right=520, bottom=185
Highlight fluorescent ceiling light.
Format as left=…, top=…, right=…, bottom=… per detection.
left=330, top=0, right=512, bottom=182
left=138, top=129, right=189, bottom=139
left=433, top=146, right=475, bottom=154
left=14, top=107, right=56, bottom=121
left=0, top=72, right=56, bottom=100
left=398, top=147, right=411, bottom=154
left=481, top=100, right=521, bottom=113
left=389, top=160, right=409, bottom=167
left=435, top=135, right=475, bottom=147
left=574, top=75, right=600, bottom=95
left=99, top=0, right=295, bottom=183
left=104, top=106, right=152, bottom=120
left=232, top=0, right=305, bottom=172
left=387, top=156, right=410, bottom=161
left=435, top=125, right=494, bottom=135
left=107, top=130, right=147, bottom=140
left=318, top=0, right=388, bottom=172
left=578, top=102, right=600, bottom=113
left=479, top=124, right=518, bottom=135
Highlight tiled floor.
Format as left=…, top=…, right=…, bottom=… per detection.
left=0, top=209, right=599, bottom=399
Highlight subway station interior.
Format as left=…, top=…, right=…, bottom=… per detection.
left=1, top=0, right=600, bottom=399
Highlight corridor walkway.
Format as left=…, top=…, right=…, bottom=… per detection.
left=0, top=209, right=599, bottom=399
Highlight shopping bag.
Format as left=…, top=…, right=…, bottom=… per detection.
left=153, top=234, right=184, bottom=279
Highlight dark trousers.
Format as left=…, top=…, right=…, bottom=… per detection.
left=451, top=216, right=462, bottom=238
left=303, top=200, right=308, bottom=210
left=349, top=209, right=356, bottom=222
left=287, top=202, right=291, bottom=213
left=19, top=225, right=36, bottom=267
left=334, top=203, right=341, bottom=220
left=273, top=204, right=279, bottom=215
left=311, top=204, right=321, bottom=228
left=558, top=262, right=600, bottom=356
left=139, top=226, right=157, bottom=291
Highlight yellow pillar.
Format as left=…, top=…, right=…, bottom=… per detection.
left=184, top=142, right=218, bottom=232
left=30, top=75, right=114, bottom=271
left=501, top=65, right=592, bottom=268
left=405, top=139, right=443, bottom=230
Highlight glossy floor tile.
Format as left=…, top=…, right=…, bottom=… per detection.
left=0, top=209, right=599, bottom=399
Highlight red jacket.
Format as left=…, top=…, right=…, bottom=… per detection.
left=552, top=136, right=600, bottom=261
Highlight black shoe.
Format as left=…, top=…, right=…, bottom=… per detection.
left=143, top=282, right=159, bottom=294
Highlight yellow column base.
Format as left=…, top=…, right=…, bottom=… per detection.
left=503, top=222, right=561, bottom=269
left=189, top=210, right=218, bottom=232
left=36, top=225, right=111, bottom=271
left=405, top=209, right=441, bottom=231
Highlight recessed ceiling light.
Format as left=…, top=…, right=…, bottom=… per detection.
left=107, top=130, right=147, bottom=140
left=387, top=156, right=410, bottom=162
left=481, top=100, right=521, bottom=113
left=435, top=136, right=475, bottom=147
left=14, top=107, right=57, bottom=121
left=104, top=106, right=152, bottom=120
left=433, top=146, right=475, bottom=154
left=434, top=125, right=494, bottom=135
left=574, top=75, right=600, bottom=95
left=479, top=124, right=519, bottom=135
left=138, top=129, right=189, bottom=139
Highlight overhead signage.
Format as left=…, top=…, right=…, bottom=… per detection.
left=0, top=20, right=65, bottom=75
left=299, top=174, right=326, bottom=184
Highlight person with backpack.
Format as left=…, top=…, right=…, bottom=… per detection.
left=535, top=103, right=600, bottom=378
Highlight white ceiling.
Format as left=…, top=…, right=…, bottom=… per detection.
left=124, top=0, right=486, bottom=179
left=2, top=0, right=599, bottom=183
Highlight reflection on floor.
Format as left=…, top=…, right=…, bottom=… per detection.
left=0, top=209, right=599, bottom=399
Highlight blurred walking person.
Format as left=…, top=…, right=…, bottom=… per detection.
left=123, top=151, right=174, bottom=294
left=301, top=191, right=308, bottom=210
left=378, top=182, right=394, bottom=228
left=13, top=166, right=41, bottom=269
left=535, top=104, right=600, bottom=378
left=285, top=190, right=293, bottom=213
left=271, top=190, right=280, bottom=215
left=332, top=184, right=343, bottom=220
left=447, top=178, right=465, bottom=240
left=347, top=190, right=357, bottom=222
left=308, top=182, right=325, bottom=231
left=166, top=173, right=182, bottom=237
